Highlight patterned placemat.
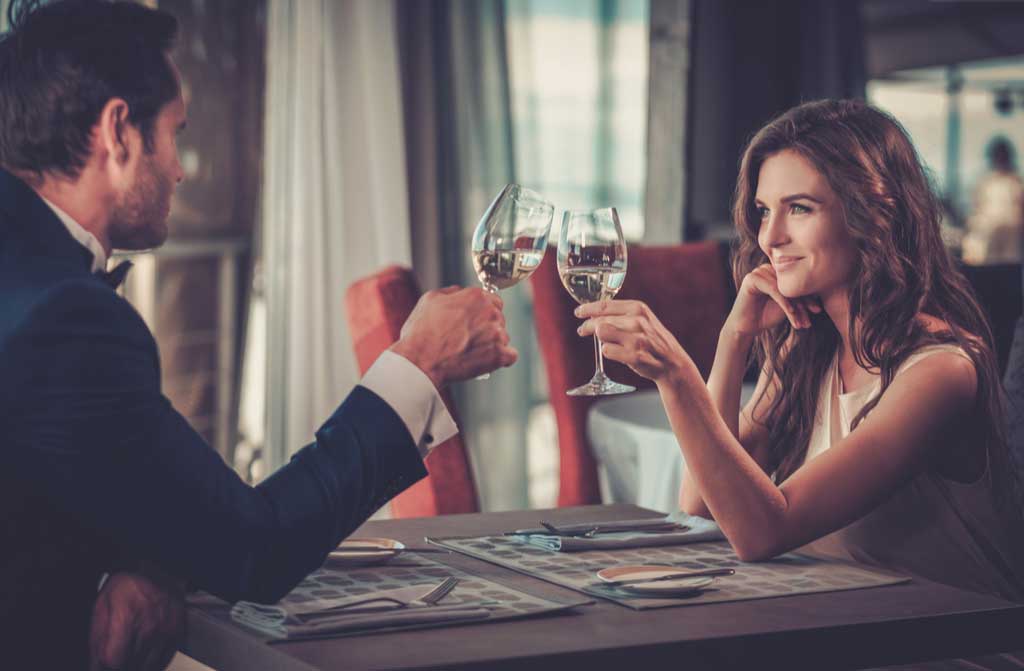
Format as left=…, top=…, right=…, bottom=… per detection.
left=427, top=535, right=909, bottom=610
left=188, top=554, right=591, bottom=641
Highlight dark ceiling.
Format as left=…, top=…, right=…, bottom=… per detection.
left=863, top=0, right=1024, bottom=77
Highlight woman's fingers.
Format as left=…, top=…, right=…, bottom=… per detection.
left=795, top=296, right=823, bottom=325
left=579, top=319, right=642, bottom=358
left=792, top=300, right=811, bottom=328
left=577, top=315, right=642, bottom=336
left=600, top=341, right=629, bottom=363
left=750, top=266, right=822, bottom=329
left=749, top=274, right=806, bottom=329
left=574, top=304, right=688, bottom=382
left=575, top=299, right=646, bottom=319
left=593, top=320, right=631, bottom=343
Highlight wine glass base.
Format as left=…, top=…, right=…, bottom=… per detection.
left=566, top=379, right=635, bottom=396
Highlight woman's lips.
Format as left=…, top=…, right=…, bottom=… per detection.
left=773, top=256, right=802, bottom=270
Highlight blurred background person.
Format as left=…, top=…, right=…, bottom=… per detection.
left=962, top=137, right=1024, bottom=265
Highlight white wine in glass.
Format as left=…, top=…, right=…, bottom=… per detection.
left=472, top=248, right=545, bottom=291
left=560, top=266, right=626, bottom=304
left=470, top=184, right=554, bottom=378
left=558, top=207, right=635, bottom=396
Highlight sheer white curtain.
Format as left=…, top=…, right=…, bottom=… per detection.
left=256, top=0, right=413, bottom=469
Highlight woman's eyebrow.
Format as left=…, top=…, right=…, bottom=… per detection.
left=754, top=193, right=823, bottom=206
left=780, top=192, right=823, bottom=204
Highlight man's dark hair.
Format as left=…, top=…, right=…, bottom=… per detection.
left=0, top=0, right=179, bottom=179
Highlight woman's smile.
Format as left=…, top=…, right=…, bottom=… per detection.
left=772, top=255, right=803, bottom=271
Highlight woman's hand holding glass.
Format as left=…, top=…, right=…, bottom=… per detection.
left=575, top=299, right=691, bottom=384
left=726, top=264, right=821, bottom=338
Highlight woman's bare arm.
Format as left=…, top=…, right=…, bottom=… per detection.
left=577, top=298, right=976, bottom=562
left=663, top=350, right=975, bottom=560
left=679, top=329, right=777, bottom=517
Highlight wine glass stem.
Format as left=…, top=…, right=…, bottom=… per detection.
left=593, top=335, right=607, bottom=379
left=475, top=282, right=499, bottom=380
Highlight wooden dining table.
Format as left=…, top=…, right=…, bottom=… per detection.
left=183, top=504, right=1024, bottom=671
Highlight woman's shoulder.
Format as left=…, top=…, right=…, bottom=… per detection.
left=894, top=314, right=978, bottom=381
left=913, top=314, right=979, bottom=354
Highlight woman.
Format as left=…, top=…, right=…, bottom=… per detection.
left=577, top=99, right=1024, bottom=602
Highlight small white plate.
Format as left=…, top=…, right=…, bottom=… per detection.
left=596, top=565, right=714, bottom=596
left=327, top=538, right=405, bottom=567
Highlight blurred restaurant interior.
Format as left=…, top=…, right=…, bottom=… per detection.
left=8, top=0, right=1024, bottom=669
left=15, top=0, right=1016, bottom=514
left=59, top=0, right=1023, bottom=520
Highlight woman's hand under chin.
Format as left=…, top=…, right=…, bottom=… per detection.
left=726, top=263, right=821, bottom=338
left=575, top=299, right=694, bottom=384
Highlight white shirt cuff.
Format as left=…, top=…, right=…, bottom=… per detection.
left=358, top=350, right=459, bottom=458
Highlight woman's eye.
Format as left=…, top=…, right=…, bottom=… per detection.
left=790, top=203, right=811, bottom=215
left=756, top=206, right=769, bottom=220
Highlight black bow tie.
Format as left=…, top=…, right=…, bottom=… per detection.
left=96, top=260, right=133, bottom=290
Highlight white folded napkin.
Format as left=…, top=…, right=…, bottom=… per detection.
left=231, top=583, right=491, bottom=639
left=231, top=601, right=491, bottom=639
left=515, top=513, right=724, bottom=552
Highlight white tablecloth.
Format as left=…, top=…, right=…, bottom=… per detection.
left=587, top=385, right=755, bottom=514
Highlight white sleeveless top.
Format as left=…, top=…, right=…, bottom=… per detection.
left=799, top=344, right=1024, bottom=601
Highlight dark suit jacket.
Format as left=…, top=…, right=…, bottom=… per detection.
left=0, top=169, right=428, bottom=668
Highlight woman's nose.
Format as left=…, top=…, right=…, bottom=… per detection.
left=759, top=211, right=789, bottom=250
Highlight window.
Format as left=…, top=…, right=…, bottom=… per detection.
left=505, top=0, right=650, bottom=506
left=506, top=0, right=649, bottom=241
left=868, top=57, right=1024, bottom=224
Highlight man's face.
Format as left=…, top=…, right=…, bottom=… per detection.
left=108, top=90, right=186, bottom=251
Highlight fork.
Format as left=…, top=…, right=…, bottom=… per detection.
left=294, top=577, right=460, bottom=622
left=416, top=576, right=459, bottom=606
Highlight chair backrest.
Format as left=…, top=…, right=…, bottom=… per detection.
left=530, top=240, right=734, bottom=506
left=958, top=262, right=1022, bottom=377
left=344, top=265, right=479, bottom=517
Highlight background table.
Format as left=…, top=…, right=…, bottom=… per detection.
left=185, top=504, right=1024, bottom=671
left=588, top=386, right=755, bottom=512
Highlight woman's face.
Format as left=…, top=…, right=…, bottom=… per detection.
left=755, top=149, right=858, bottom=300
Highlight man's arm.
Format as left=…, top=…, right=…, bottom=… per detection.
left=8, top=280, right=427, bottom=603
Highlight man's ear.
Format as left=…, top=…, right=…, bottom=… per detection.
left=96, top=98, right=138, bottom=167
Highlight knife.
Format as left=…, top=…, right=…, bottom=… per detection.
left=604, top=567, right=735, bottom=587
left=330, top=546, right=451, bottom=554
left=507, top=520, right=687, bottom=536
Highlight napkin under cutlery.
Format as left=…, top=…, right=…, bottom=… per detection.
left=231, top=582, right=490, bottom=639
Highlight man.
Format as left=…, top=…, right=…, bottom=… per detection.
left=0, top=1, right=517, bottom=669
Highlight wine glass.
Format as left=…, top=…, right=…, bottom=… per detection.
left=470, top=184, right=554, bottom=378
left=557, top=207, right=635, bottom=396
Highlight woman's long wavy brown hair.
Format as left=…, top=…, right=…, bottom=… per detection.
left=732, top=99, right=1019, bottom=510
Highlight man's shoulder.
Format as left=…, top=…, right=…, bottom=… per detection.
left=0, top=265, right=150, bottom=350
left=0, top=273, right=159, bottom=410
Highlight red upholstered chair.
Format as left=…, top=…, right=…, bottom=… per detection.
left=344, top=265, right=479, bottom=517
left=530, top=240, right=735, bottom=506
